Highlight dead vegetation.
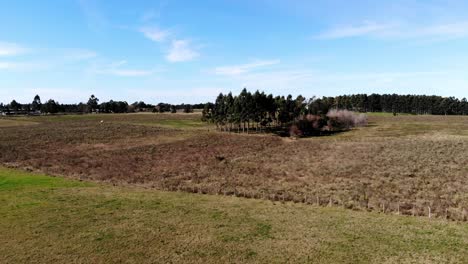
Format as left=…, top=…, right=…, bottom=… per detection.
left=1, top=113, right=467, bottom=220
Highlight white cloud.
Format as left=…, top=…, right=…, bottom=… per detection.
left=418, top=22, right=468, bottom=39
left=0, top=42, right=27, bottom=57
left=140, top=26, right=171, bottom=42
left=166, top=40, right=199, bottom=62
left=91, top=60, right=158, bottom=77
left=214, top=60, right=281, bottom=76
left=0, top=61, right=48, bottom=71
left=316, top=21, right=396, bottom=39
left=317, top=20, right=468, bottom=40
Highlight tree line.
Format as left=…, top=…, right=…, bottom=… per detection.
left=2, top=92, right=466, bottom=118
left=202, top=89, right=467, bottom=135
left=332, top=94, right=467, bottom=115
left=0, top=95, right=204, bottom=115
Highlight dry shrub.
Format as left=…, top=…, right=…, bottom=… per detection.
left=289, top=125, right=303, bottom=137
left=293, top=114, right=326, bottom=136
left=305, top=114, right=322, bottom=129
left=326, top=109, right=368, bottom=131
left=292, top=111, right=367, bottom=136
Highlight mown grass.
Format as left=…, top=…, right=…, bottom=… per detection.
left=1, top=167, right=468, bottom=263
left=0, top=168, right=91, bottom=190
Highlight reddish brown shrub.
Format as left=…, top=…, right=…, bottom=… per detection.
left=326, top=109, right=368, bottom=131
left=289, top=125, right=303, bottom=137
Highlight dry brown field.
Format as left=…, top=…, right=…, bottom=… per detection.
left=1, top=113, right=467, bottom=219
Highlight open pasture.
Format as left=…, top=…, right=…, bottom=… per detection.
left=1, top=167, right=468, bottom=263
left=0, top=118, right=38, bottom=127
left=1, top=113, right=467, bottom=219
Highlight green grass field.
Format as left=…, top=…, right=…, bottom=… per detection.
left=1, top=167, right=468, bottom=263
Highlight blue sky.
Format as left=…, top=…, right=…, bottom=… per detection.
left=0, top=0, right=467, bottom=104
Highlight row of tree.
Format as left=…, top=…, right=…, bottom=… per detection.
left=329, top=94, right=467, bottom=115
left=202, top=89, right=468, bottom=133
left=2, top=92, right=466, bottom=117
left=0, top=95, right=203, bottom=115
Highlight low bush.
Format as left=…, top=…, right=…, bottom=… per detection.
left=291, top=110, right=367, bottom=137
left=326, top=109, right=368, bottom=131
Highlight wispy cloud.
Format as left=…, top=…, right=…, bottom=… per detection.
left=230, top=70, right=316, bottom=92
left=214, top=60, right=281, bottom=76
left=24, top=88, right=95, bottom=103
left=317, top=20, right=468, bottom=40
left=316, top=21, right=397, bottom=39
left=62, top=49, right=97, bottom=61
left=140, top=1, right=167, bottom=22
left=418, top=21, right=468, bottom=39
left=0, top=42, right=28, bottom=57
left=91, top=60, right=158, bottom=77
left=140, top=26, right=171, bottom=42
left=77, top=0, right=108, bottom=30
left=109, top=69, right=154, bottom=77
left=141, top=9, right=160, bottom=22
left=166, top=40, right=199, bottom=62
left=0, top=61, right=50, bottom=71
left=0, top=62, right=16, bottom=69
left=210, top=66, right=453, bottom=98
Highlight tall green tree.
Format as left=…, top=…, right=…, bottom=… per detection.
left=10, top=100, right=20, bottom=111
left=31, top=95, right=42, bottom=112
left=42, top=99, right=59, bottom=114
left=87, top=95, right=99, bottom=113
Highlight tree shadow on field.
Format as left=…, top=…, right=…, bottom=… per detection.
left=216, top=126, right=350, bottom=138
left=271, top=127, right=346, bottom=138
